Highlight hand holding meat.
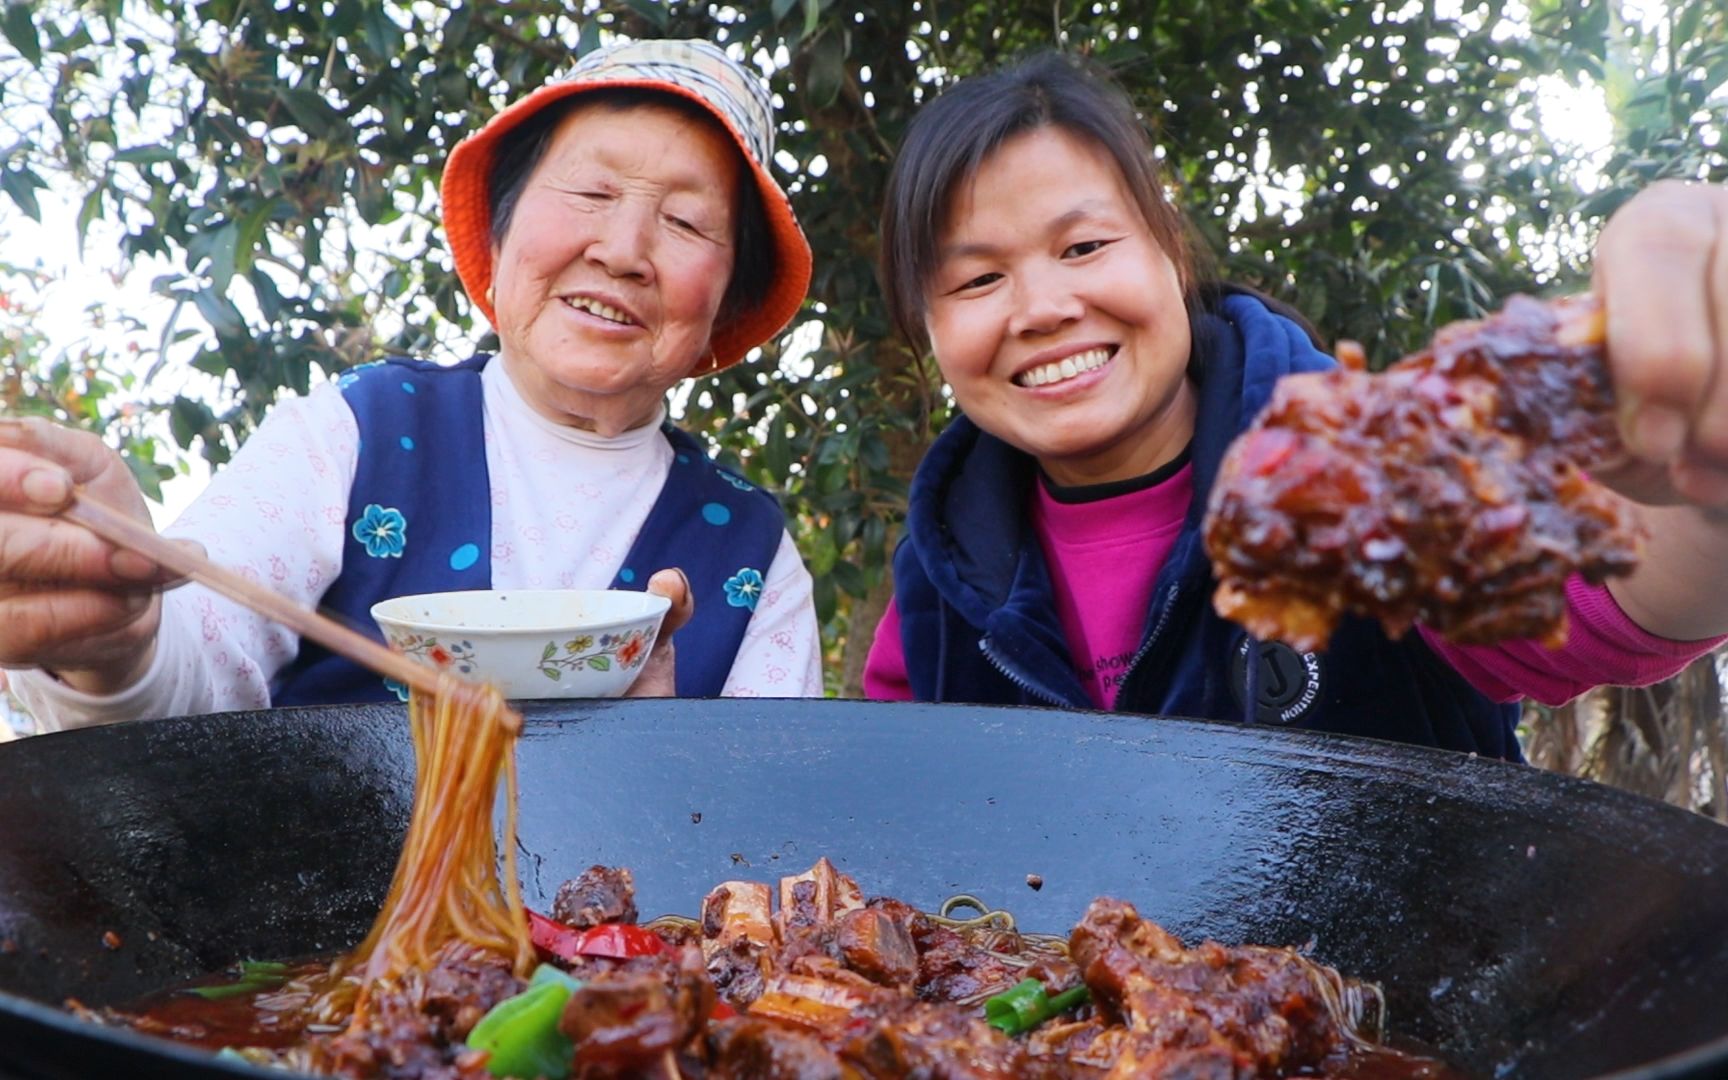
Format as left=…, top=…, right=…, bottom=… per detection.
left=1204, top=294, right=1639, bottom=651
left=1205, top=181, right=1728, bottom=652
left=1593, top=181, right=1728, bottom=508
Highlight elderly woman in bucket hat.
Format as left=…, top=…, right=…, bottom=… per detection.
left=0, top=39, right=821, bottom=729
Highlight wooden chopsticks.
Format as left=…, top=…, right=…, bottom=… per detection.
left=63, top=488, right=445, bottom=700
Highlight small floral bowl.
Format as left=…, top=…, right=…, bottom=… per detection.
left=369, top=589, right=672, bottom=699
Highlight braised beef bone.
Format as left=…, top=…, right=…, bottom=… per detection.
left=1204, top=293, right=1641, bottom=651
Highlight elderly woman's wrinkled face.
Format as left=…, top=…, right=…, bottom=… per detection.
left=490, top=101, right=739, bottom=435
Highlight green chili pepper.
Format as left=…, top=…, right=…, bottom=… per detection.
left=187, top=960, right=292, bottom=1000
left=468, top=965, right=584, bottom=1079
left=528, top=964, right=584, bottom=993
left=188, top=979, right=275, bottom=1001
left=983, top=977, right=1092, bottom=1035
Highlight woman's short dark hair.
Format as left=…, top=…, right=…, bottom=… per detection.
left=877, top=51, right=1208, bottom=352
left=486, top=88, right=774, bottom=325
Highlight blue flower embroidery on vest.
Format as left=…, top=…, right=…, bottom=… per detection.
left=382, top=677, right=410, bottom=702
left=717, top=471, right=756, bottom=493
left=353, top=504, right=407, bottom=558
left=724, top=568, right=764, bottom=611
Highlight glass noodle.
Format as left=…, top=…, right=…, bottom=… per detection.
left=344, top=674, right=531, bottom=1021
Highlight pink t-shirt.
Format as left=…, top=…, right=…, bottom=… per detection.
left=863, top=467, right=1723, bottom=709
left=1028, top=466, right=1193, bottom=708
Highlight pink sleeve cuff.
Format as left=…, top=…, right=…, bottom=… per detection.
left=1422, top=576, right=1726, bottom=706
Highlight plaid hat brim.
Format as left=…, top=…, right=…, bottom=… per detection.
left=442, top=75, right=812, bottom=377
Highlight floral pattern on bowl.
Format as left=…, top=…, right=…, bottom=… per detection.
left=371, top=589, right=670, bottom=700
left=390, top=632, right=478, bottom=676
left=537, top=629, right=653, bottom=682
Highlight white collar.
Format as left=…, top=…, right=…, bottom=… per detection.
left=483, top=355, right=666, bottom=452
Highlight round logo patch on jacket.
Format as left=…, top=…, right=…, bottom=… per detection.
left=1229, top=637, right=1324, bottom=725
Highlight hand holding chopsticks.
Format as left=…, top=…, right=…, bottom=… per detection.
left=61, top=488, right=445, bottom=700
left=0, top=416, right=172, bottom=695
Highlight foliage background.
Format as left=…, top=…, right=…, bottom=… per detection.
left=2, top=0, right=1725, bottom=811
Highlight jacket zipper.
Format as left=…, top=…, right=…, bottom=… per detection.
left=977, top=637, right=1069, bottom=707
left=1115, top=582, right=1183, bottom=705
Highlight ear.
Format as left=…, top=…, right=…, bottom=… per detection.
left=485, top=243, right=503, bottom=310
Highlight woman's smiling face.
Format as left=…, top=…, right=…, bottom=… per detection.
left=924, top=126, right=1196, bottom=486
left=489, top=100, right=740, bottom=436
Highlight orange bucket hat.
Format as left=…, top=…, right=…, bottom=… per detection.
left=441, top=39, right=813, bottom=378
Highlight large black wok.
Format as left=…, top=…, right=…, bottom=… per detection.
left=2, top=699, right=1728, bottom=1079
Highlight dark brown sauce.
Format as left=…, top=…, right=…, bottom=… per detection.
left=121, top=960, right=332, bottom=1052
left=1318, top=1043, right=1474, bottom=1079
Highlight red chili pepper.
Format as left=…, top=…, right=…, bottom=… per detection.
left=527, top=909, right=585, bottom=960
left=526, top=910, right=666, bottom=961
left=567, top=922, right=667, bottom=959
left=527, top=911, right=735, bottom=1024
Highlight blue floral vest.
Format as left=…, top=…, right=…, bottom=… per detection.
left=271, top=356, right=788, bottom=705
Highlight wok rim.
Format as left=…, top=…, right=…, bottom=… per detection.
left=3, top=698, right=1728, bottom=1080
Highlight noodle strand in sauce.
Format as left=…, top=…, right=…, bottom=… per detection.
left=342, top=675, right=531, bottom=1022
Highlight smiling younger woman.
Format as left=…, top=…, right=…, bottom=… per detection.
left=864, top=52, right=1728, bottom=760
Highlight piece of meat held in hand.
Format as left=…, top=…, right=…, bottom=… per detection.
left=1204, top=293, right=1642, bottom=652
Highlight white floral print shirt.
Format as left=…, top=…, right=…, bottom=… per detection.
left=11, top=360, right=822, bottom=730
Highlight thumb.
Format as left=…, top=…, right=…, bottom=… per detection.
left=108, top=537, right=211, bottom=589
left=160, top=539, right=211, bottom=590
left=645, top=567, right=694, bottom=635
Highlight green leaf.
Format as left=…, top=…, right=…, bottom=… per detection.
left=806, top=33, right=846, bottom=110
left=168, top=396, right=216, bottom=451
left=541, top=641, right=557, bottom=661
left=75, top=186, right=105, bottom=257
left=812, top=573, right=836, bottom=627
left=0, top=167, right=43, bottom=221
left=192, top=348, right=230, bottom=379
left=248, top=267, right=285, bottom=321
left=114, top=145, right=178, bottom=165
left=587, top=656, right=611, bottom=671
left=541, top=667, right=560, bottom=680
left=234, top=200, right=274, bottom=276
left=830, top=559, right=866, bottom=597
left=362, top=2, right=404, bottom=58
left=621, top=0, right=668, bottom=31
left=208, top=222, right=239, bottom=293
left=123, top=446, right=167, bottom=504
left=273, top=87, right=338, bottom=137
left=191, top=285, right=245, bottom=337
left=802, top=0, right=822, bottom=40
left=772, top=0, right=796, bottom=19
left=575, top=18, right=602, bottom=57
left=2, top=2, right=40, bottom=66
left=1673, top=1, right=1704, bottom=53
